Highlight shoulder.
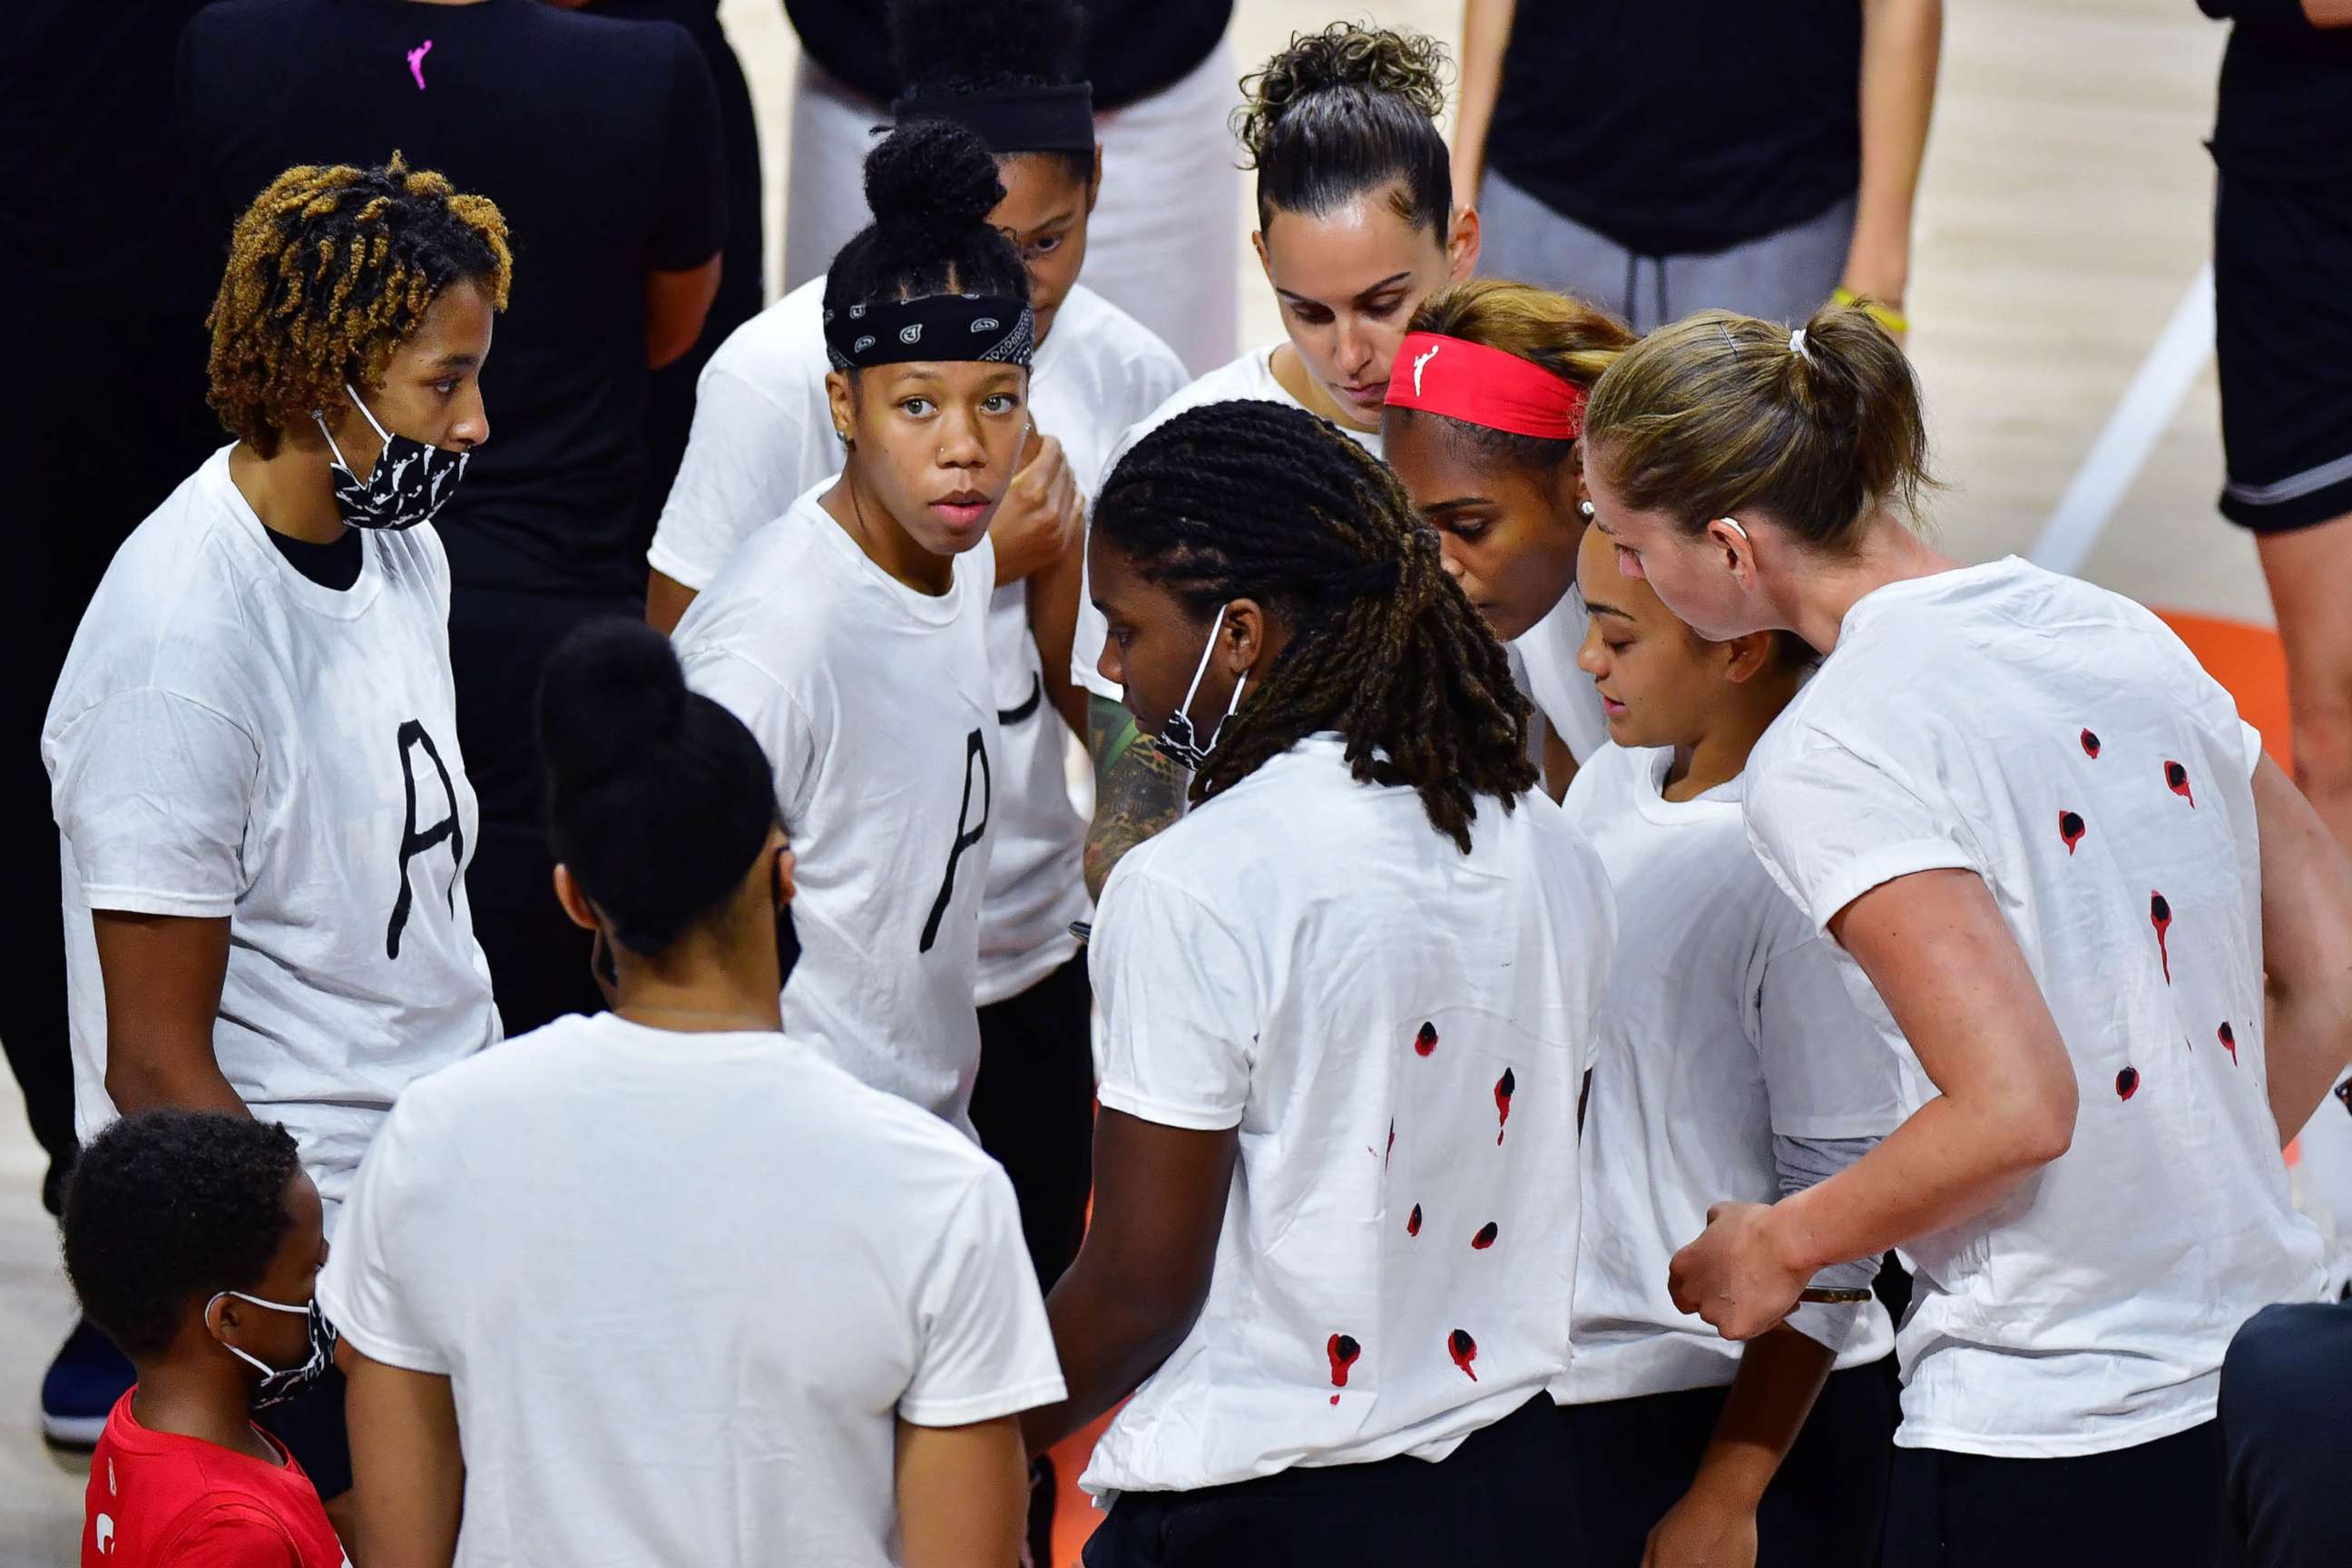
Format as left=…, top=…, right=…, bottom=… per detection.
left=706, top=277, right=831, bottom=392
left=153, top=1496, right=302, bottom=1562
left=1109, top=345, right=1281, bottom=459
left=791, top=1045, right=1009, bottom=1191
left=1053, top=288, right=1190, bottom=394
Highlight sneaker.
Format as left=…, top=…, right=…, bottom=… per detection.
left=41, top=1317, right=132, bottom=1448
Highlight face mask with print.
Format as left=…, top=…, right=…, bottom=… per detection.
left=1155, top=603, right=1249, bottom=771
left=314, top=384, right=468, bottom=531
left=209, top=1291, right=337, bottom=1410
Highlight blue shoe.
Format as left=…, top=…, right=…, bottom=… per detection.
left=41, top=1317, right=132, bottom=1448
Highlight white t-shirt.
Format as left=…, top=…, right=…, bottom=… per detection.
left=674, top=488, right=1000, bottom=1131
left=1743, top=555, right=2326, bottom=1457
left=1073, top=344, right=1382, bottom=701
left=1083, top=733, right=1614, bottom=1497
left=1514, top=587, right=1611, bottom=765
left=43, top=446, right=499, bottom=1229
left=651, top=279, right=1187, bottom=1004
left=1558, top=743, right=1904, bottom=1404
left=318, top=1012, right=1064, bottom=1568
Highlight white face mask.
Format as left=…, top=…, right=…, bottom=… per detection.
left=207, top=1291, right=336, bottom=1409
left=1152, top=603, right=1248, bottom=770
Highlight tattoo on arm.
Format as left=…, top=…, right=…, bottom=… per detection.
left=1084, top=695, right=1189, bottom=901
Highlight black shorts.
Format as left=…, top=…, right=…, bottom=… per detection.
left=2213, top=170, right=2352, bottom=534
left=1082, top=1395, right=1572, bottom=1567
left=1882, top=1419, right=2225, bottom=1568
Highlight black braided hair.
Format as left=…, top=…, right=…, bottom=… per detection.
left=823, top=119, right=1030, bottom=331
left=1094, top=400, right=1536, bottom=850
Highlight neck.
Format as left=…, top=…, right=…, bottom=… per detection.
left=131, top=1357, right=276, bottom=1463
left=1269, top=341, right=1378, bottom=434
left=229, top=434, right=349, bottom=547
left=1661, top=671, right=1802, bottom=802
left=824, top=469, right=954, bottom=596
left=612, top=943, right=783, bottom=1035
left=1770, top=512, right=1957, bottom=654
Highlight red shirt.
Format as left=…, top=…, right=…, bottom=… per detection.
left=83, top=1392, right=349, bottom=1567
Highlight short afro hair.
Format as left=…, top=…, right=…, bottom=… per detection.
left=63, top=1112, right=305, bottom=1358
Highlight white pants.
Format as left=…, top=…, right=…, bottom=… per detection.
left=783, top=41, right=1241, bottom=376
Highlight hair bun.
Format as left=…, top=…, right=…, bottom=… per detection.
left=1239, top=23, right=1449, bottom=163
left=537, top=618, right=687, bottom=790
left=864, top=120, right=1006, bottom=247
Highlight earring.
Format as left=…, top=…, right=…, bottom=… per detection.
left=834, top=428, right=850, bottom=448
left=1579, top=500, right=1596, bottom=518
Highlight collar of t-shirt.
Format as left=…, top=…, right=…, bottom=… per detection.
left=1629, top=744, right=1743, bottom=826
left=1832, top=555, right=2030, bottom=652
left=261, top=523, right=364, bottom=592
left=803, top=488, right=976, bottom=627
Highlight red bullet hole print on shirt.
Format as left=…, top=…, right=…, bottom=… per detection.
left=1415, top=1022, right=1438, bottom=1057
left=2059, top=810, right=2086, bottom=854
left=2081, top=728, right=2102, bottom=759
left=1407, top=1203, right=1422, bottom=1238
left=2165, top=760, right=2195, bottom=807
left=2116, top=1065, right=2140, bottom=1100
left=1448, top=1329, right=1479, bottom=1381
left=1494, top=1068, right=1516, bottom=1145
left=2219, top=1022, right=2238, bottom=1065
left=1472, top=1221, right=1499, bottom=1250
left=1328, top=1333, right=1361, bottom=1405
left=2151, top=892, right=2173, bottom=984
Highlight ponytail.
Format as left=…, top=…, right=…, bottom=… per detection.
left=1582, top=301, right=1936, bottom=552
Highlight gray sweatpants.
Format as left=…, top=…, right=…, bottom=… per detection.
left=1479, top=169, right=1857, bottom=333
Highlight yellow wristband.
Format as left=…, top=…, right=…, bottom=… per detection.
left=1833, top=286, right=1909, bottom=335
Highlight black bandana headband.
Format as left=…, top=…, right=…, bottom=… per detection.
left=891, top=83, right=1096, bottom=155
left=824, top=292, right=1036, bottom=371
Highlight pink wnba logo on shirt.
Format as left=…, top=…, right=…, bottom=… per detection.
left=407, top=40, right=434, bottom=91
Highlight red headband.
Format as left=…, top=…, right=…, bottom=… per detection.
left=1384, top=330, right=1586, bottom=440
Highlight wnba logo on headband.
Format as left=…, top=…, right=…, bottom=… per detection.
left=1385, top=331, right=1587, bottom=441
left=826, top=293, right=1035, bottom=372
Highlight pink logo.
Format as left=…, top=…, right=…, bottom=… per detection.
left=407, top=40, right=434, bottom=91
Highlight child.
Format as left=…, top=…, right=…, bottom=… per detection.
left=63, top=1110, right=344, bottom=1567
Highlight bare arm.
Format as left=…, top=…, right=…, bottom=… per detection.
left=896, top=1416, right=1028, bottom=1568
left=345, top=1350, right=465, bottom=1568
left=92, top=911, right=244, bottom=1117
left=1642, top=1328, right=1837, bottom=1567
left=645, top=254, right=723, bottom=370
left=1669, top=869, right=2076, bottom=1340
left=2251, top=753, right=2352, bottom=1139
left=1083, top=696, right=1189, bottom=902
left=2306, top=1, right=2352, bottom=24
left=1021, top=1109, right=1238, bottom=1455
left=646, top=568, right=700, bottom=636
left=1029, top=528, right=1089, bottom=740
left=1841, top=0, right=1944, bottom=318
left=1451, top=0, right=1518, bottom=205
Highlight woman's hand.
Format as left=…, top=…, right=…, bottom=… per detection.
left=1642, top=1483, right=1759, bottom=1568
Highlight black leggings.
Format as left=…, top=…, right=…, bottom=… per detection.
left=969, top=955, right=1095, bottom=1289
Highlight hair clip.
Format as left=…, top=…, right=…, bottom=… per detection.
left=1788, top=328, right=1812, bottom=365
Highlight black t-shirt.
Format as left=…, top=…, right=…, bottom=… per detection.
left=783, top=0, right=1232, bottom=111
left=2202, top=2, right=2352, bottom=184
left=1485, top=1, right=1863, bottom=258
left=178, top=0, right=728, bottom=599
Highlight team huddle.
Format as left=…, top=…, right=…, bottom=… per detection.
left=41, top=14, right=2352, bottom=1568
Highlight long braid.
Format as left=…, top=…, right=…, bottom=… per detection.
left=1095, top=400, right=1536, bottom=851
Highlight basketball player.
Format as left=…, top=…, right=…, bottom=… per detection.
left=1381, top=279, right=1632, bottom=798
left=322, top=619, right=1062, bottom=1567
left=1076, top=22, right=1479, bottom=894
left=1556, top=521, right=1905, bottom=1566
left=1583, top=304, right=2352, bottom=1567
left=1025, top=401, right=1614, bottom=1565
left=43, top=158, right=508, bottom=1501
left=671, top=120, right=1029, bottom=1134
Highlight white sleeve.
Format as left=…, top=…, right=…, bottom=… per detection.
left=1091, top=864, right=1257, bottom=1131
left=1752, top=920, right=1912, bottom=1142
left=315, top=1098, right=449, bottom=1374
left=49, top=689, right=257, bottom=917
left=899, top=1165, right=1066, bottom=1426
left=681, top=648, right=824, bottom=826
left=648, top=364, right=829, bottom=593
left=2241, top=720, right=2265, bottom=780
left=1743, top=731, right=1982, bottom=934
